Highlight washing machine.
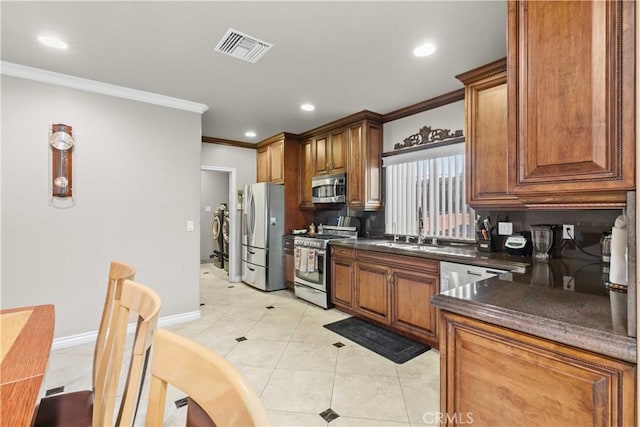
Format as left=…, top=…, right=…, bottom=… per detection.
left=222, top=207, right=230, bottom=272
left=210, top=204, right=225, bottom=269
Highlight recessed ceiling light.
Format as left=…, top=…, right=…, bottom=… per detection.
left=37, top=35, right=68, bottom=50
left=413, top=42, right=436, bottom=57
left=245, top=131, right=257, bottom=138
left=300, top=103, right=315, bottom=112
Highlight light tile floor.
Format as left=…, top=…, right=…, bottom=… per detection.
left=42, top=263, right=440, bottom=426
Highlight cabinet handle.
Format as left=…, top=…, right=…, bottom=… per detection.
left=388, top=271, right=394, bottom=285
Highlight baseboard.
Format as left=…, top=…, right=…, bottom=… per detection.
left=51, top=310, right=202, bottom=350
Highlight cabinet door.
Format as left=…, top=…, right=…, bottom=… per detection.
left=347, top=121, right=382, bottom=210
left=329, top=128, right=346, bottom=173
left=508, top=0, right=634, bottom=204
left=256, top=146, right=270, bottom=183
left=284, top=251, right=294, bottom=288
left=441, top=312, right=636, bottom=426
left=299, top=138, right=314, bottom=208
left=331, top=257, right=354, bottom=308
left=355, top=262, right=390, bottom=324
left=268, top=140, right=284, bottom=184
left=391, top=267, right=438, bottom=343
left=457, top=60, right=520, bottom=208
left=314, top=135, right=329, bottom=175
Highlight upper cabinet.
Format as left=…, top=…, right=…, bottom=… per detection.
left=299, top=137, right=314, bottom=209
left=314, top=128, right=346, bottom=176
left=507, top=0, right=635, bottom=206
left=256, top=139, right=284, bottom=184
left=256, top=133, right=309, bottom=232
left=299, top=111, right=384, bottom=211
left=347, top=117, right=383, bottom=210
left=456, top=58, right=520, bottom=208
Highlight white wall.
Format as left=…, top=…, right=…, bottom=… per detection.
left=383, top=100, right=465, bottom=152
left=1, top=75, right=203, bottom=338
left=201, top=143, right=256, bottom=188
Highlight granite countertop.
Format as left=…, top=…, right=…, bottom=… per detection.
left=330, top=238, right=530, bottom=272
left=330, top=238, right=637, bottom=363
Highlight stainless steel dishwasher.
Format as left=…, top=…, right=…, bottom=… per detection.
left=440, top=261, right=508, bottom=292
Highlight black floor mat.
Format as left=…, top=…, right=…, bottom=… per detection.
left=324, top=317, right=430, bottom=364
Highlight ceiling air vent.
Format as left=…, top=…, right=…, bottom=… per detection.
left=214, top=28, right=273, bottom=64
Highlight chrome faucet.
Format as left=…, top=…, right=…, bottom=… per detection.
left=416, top=206, right=426, bottom=244
left=393, top=223, right=399, bottom=242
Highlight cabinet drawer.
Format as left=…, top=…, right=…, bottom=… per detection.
left=331, top=246, right=355, bottom=259
left=357, top=251, right=438, bottom=274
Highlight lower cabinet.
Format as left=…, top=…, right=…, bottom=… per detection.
left=331, top=247, right=355, bottom=308
left=440, top=311, right=636, bottom=426
left=331, top=247, right=440, bottom=348
left=355, top=262, right=391, bottom=324
left=283, top=236, right=295, bottom=290
left=391, top=267, right=438, bottom=343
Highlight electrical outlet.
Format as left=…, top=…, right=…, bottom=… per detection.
left=562, top=224, right=574, bottom=239
left=498, top=222, right=513, bottom=235
left=563, top=276, right=574, bottom=291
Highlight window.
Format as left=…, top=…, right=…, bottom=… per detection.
left=383, top=142, right=474, bottom=241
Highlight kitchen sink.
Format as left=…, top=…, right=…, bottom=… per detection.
left=372, top=241, right=476, bottom=258
left=371, top=242, right=420, bottom=250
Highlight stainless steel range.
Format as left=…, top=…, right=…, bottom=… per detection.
left=294, top=226, right=357, bottom=309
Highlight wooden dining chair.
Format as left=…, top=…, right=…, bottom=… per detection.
left=144, top=329, right=270, bottom=427
left=34, top=274, right=161, bottom=427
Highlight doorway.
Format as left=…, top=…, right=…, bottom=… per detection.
left=200, top=166, right=240, bottom=282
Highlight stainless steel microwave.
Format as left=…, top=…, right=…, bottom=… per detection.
left=312, top=173, right=346, bottom=204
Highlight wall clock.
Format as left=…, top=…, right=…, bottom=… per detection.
left=49, top=123, right=74, bottom=200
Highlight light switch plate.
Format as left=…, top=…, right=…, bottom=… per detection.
left=186, top=220, right=194, bottom=232
left=498, top=222, right=513, bottom=235
left=205, top=206, right=212, bottom=212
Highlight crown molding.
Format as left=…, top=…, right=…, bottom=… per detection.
left=202, top=136, right=257, bottom=149
left=1, top=61, right=209, bottom=114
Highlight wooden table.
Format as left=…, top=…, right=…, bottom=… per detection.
left=1, top=305, right=55, bottom=427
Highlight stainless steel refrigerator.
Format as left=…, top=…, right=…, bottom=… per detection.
left=241, top=182, right=285, bottom=291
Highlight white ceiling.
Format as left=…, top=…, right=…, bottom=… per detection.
left=1, top=1, right=507, bottom=143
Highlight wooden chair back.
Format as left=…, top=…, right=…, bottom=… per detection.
left=144, top=329, right=270, bottom=427
left=93, top=279, right=162, bottom=427
left=93, top=261, right=136, bottom=388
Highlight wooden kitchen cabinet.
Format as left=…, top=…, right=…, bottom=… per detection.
left=299, top=137, right=314, bottom=209
left=314, top=128, right=346, bottom=176
left=508, top=0, right=635, bottom=206
left=256, top=140, right=284, bottom=184
left=256, top=146, right=270, bottom=183
left=331, top=246, right=440, bottom=348
left=440, top=311, right=636, bottom=426
left=355, top=261, right=391, bottom=325
left=299, top=111, right=383, bottom=211
left=330, top=246, right=355, bottom=309
left=456, top=58, right=520, bottom=208
left=347, top=117, right=383, bottom=210
left=283, top=236, right=295, bottom=290
left=391, top=265, right=439, bottom=343
left=256, top=133, right=310, bottom=232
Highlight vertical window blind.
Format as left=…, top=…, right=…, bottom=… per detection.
left=383, top=143, right=474, bottom=241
